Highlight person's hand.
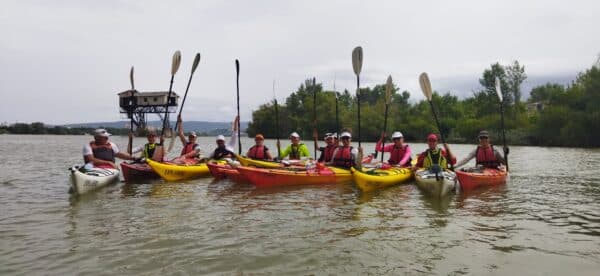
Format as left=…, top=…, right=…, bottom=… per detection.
left=504, top=146, right=509, bottom=155
left=160, top=135, right=165, bottom=145
left=128, top=132, right=133, bottom=139
left=110, top=162, right=118, bottom=169
left=232, top=116, right=239, bottom=131
left=312, top=129, right=318, bottom=140
left=276, top=141, right=280, bottom=148
left=380, top=131, right=385, bottom=141
left=177, top=114, right=182, bottom=122
left=358, top=147, right=363, bottom=154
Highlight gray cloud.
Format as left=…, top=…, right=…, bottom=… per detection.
left=1, top=0, right=598, bottom=124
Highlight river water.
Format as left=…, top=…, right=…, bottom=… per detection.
left=0, top=134, right=599, bottom=275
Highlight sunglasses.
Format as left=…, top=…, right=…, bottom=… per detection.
left=479, top=136, right=489, bottom=139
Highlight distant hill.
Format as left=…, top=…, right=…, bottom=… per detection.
left=64, top=120, right=249, bottom=136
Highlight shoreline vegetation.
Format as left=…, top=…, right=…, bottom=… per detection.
left=3, top=61, right=598, bottom=148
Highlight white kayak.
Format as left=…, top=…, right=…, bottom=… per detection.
left=415, top=168, right=457, bottom=198
left=69, top=165, right=120, bottom=195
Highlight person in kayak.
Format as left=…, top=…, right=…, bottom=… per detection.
left=315, top=132, right=337, bottom=162
left=277, top=132, right=310, bottom=160
left=455, top=130, right=507, bottom=169
left=246, top=133, right=273, bottom=161
left=375, top=131, right=412, bottom=167
left=83, top=128, right=136, bottom=169
left=326, top=131, right=362, bottom=169
left=209, top=116, right=239, bottom=160
left=414, top=133, right=456, bottom=170
left=129, top=130, right=165, bottom=161
left=172, top=115, right=203, bottom=164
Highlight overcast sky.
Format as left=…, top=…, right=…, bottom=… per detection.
left=1, top=0, right=598, bottom=124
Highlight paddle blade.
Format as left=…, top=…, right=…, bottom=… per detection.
left=191, top=53, right=201, bottom=73
left=352, top=46, right=363, bottom=75
left=495, top=76, right=503, bottom=102
left=385, top=75, right=393, bottom=104
left=129, top=66, right=135, bottom=90
left=419, top=72, right=433, bottom=101
left=235, top=59, right=240, bottom=75
left=171, top=50, right=182, bottom=75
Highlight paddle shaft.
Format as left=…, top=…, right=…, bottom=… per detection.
left=380, top=103, right=390, bottom=163
left=335, top=93, right=339, bottom=140
left=160, top=75, right=175, bottom=137
left=499, top=102, right=509, bottom=171
left=235, top=60, right=241, bottom=155
left=356, top=75, right=361, bottom=148
left=428, top=100, right=453, bottom=170
left=274, top=98, right=281, bottom=158
left=312, top=78, right=317, bottom=159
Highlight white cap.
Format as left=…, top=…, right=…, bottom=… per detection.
left=290, top=132, right=300, bottom=138
left=188, top=131, right=197, bottom=137
left=332, top=133, right=338, bottom=138
left=340, top=131, right=351, bottom=138
left=94, top=129, right=111, bottom=137
left=324, top=132, right=333, bottom=140
left=391, top=131, right=403, bottom=139
left=216, top=134, right=225, bottom=141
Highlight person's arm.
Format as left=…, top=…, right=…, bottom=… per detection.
left=280, top=145, right=290, bottom=158
left=131, top=146, right=143, bottom=155
left=300, top=144, right=311, bottom=157
left=227, top=116, right=239, bottom=153
left=325, top=148, right=338, bottom=166
left=442, top=147, right=457, bottom=165
left=414, top=152, right=425, bottom=169
left=455, top=149, right=477, bottom=168
left=398, top=145, right=412, bottom=167
left=494, top=148, right=506, bottom=165
left=177, top=115, right=186, bottom=145
left=116, top=151, right=135, bottom=161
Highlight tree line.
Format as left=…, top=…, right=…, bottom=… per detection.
left=0, top=123, right=131, bottom=136
left=247, top=60, right=600, bottom=148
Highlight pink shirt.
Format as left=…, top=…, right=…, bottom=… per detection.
left=375, top=141, right=412, bottom=166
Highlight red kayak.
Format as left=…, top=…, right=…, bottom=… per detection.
left=456, top=167, right=508, bottom=191
left=236, top=165, right=352, bottom=188
left=120, top=162, right=159, bottom=182
left=207, top=162, right=248, bottom=183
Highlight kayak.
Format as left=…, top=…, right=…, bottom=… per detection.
left=236, top=154, right=304, bottom=168
left=207, top=161, right=248, bottom=183
left=351, top=166, right=413, bottom=192
left=236, top=165, right=352, bottom=188
left=120, top=162, right=159, bottom=182
left=414, top=169, right=456, bottom=198
left=456, top=167, right=508, bottom=191
left=146, top=158, right=210, bottom=181
left=69, top=165, right=120, bottom=195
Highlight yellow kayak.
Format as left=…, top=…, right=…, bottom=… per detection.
left=146, top=159, right=210, bottom=181
left=351, top=166, right=413, bottom=192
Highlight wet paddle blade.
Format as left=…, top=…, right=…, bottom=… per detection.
left=192, top=53, right=201, bottom=73
left=171, top=50, right=182, bottom=76
left=385, top=75, right=393, bottom=104
left=495, top=76, right=503, bottom=102
left=419, top=72, right=433, bottom=101
left=352, top=46, right=363, bottom=75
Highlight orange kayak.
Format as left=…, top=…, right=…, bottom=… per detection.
left=235, top=165, right=352, bottom=188
left=207, top=162, right=248, bottom=183
left=456, top=167, right=508, bottom=191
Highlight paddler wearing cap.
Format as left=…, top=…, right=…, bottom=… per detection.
left=326, top=131, right=362, bottom=169
left=129, top=129, right=165, bottom=161
left=209, top=116, right=239, bottom=160
left=278, top=132, right=310, bottom=160
left=455, top=130, right=507, bottom=169
left=246, top=133, right=273, bottom=161
left=414, top=133, right=456, bottom=170
left=172, top=115, right=203, bottom=164
left=82, top=128, right=136, bottom=169
left=315, top=132, right=337, bottom=162
left=375, top=131, right=412, bottom=167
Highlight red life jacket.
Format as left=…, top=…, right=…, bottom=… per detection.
left=321, top=144, right=336, bottom=162
left=88, top=141, right=115, bottom=162
left=181, top=142, right=198, bottom=156
left=333, top=146, right=353, bottom=168
left=476, top=145, right=499, bottom=168
left=248, top=145, right=269, bottom=160
left=388, top=144, right=411, bottom=166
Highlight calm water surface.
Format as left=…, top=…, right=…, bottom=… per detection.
left=1, top=134, right=599, bottom=275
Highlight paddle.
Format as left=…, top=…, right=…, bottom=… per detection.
left=419, top=72, right=453, bottom=171
left=273, top=81, right=281, bottom=158
left=160, top=51, right=181, bottom=138
left=334, top=76, right=340, bottom=142
left=235, top=59, right=241, bottom=155
left=168, top=53, right=201, bottom=152
left=495, top=77, right=509, bottom=171
left=127, top=66, right=135, bottom=155
left=352, top=46, right=363, bottom=148
left=379, top=75, right=393, bottom=163
left=312, top=77, right=317, bottom=159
